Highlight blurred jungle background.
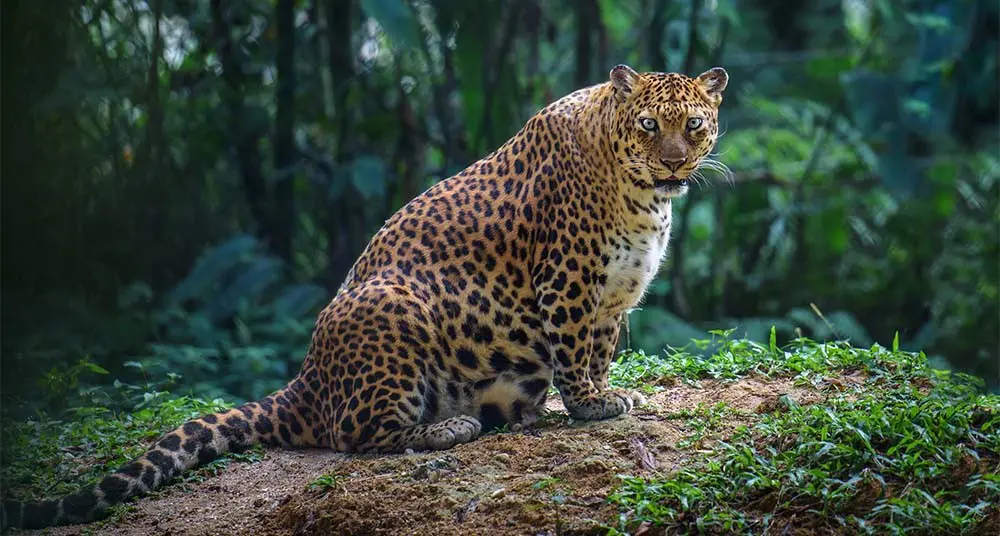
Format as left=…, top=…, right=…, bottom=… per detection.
left=2, top=0, right=998, bottom=418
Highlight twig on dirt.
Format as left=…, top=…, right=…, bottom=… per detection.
left=630, top=438, right=658, bottom=472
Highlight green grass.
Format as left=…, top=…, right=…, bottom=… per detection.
left=1, top=394, right=235, bottom=501
left=660, top=402, right=745, bottom=450
left=610, top=329, right=931, bottom=390
left=607, top=335, right=1000, bottom=535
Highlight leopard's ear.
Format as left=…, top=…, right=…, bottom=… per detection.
left=695, top=67, right=728, bottom=106
left=610, top=64, right=639, bottom=102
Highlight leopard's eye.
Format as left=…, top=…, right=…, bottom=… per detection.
left=686, top=117, right=704, bottom=130
left=639, top=118, right=658, bottom=131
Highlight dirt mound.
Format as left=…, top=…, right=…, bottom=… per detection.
left=19, top=377, right=825, bottom=536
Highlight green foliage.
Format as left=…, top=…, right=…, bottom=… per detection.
left=135, top=236, right=323, bottom=402
left=1, top=391, right=233, bottom=501
left=35, top=356, right=111, bottom=410
left=610, top=330, right=929, bottom=389
left=609, top=340, right=1000, bottom=534
left=3, top=236, right=323, bottom=417
left=532, top=476, right=564, bottom=492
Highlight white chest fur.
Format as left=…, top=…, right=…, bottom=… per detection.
left=600, top=206, right=672, bottom=318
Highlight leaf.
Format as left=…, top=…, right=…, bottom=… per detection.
left=360, top=0, right=420, bottom=49
left=812, top=203, right=849, bottom=255
left=350, top=155, right=387, bottom=199
left=727, top=317, right=796, bottom=343
left=82, top=361, right=110, bottom=375
left=208, top=257, right=283, bottom=321
left=168, top=236, right=259, bottom=306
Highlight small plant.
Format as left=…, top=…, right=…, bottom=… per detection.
left=532, top=477, right=569, bottom=535
left=490, top=423, right=511, bottom=434
left=532, top=477, right=563, bottom=492
left=36, top=356, right=110, bottom=406
left=308, top=473, right=343, bottom=492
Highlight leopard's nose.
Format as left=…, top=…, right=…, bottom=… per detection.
left=660, top=158, right=687, bottom=171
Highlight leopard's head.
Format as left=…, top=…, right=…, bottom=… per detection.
left=607, top=64, right=729, bottom=196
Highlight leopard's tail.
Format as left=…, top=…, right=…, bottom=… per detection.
left=1, top=382, right=319, bottom=530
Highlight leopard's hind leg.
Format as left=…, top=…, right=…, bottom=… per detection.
left=330, top=358, right=483, bottom=453
left=322, top=280, right=482, bottom=453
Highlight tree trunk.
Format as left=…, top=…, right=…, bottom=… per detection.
left=274, top=0, right=296, bottom=268
left=143, top=0, right=164, bottom=174
left=756, top=0, right=807, bottom=51
left=575, top=0, right=596, bottom=87
left=647, top=0, right=669, bottom=70
left=211, top=0, right=270, bottom=245
left=682, top=0, right=701, bottom=73
left=322, top=0, right=363, bottom=289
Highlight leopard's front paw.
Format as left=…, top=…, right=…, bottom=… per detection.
left=564, top=389, right=638, bottom=420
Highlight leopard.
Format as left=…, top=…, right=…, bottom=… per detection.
left=1, top=64, right=728, bottom=529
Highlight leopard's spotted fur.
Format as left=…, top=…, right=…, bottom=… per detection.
left=2, top=64, right=728, bottom=529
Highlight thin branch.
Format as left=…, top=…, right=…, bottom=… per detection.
left=391, top=53, right=423, bottom=206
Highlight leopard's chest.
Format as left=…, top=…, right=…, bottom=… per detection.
left=599, top=210, right=672, bottom=318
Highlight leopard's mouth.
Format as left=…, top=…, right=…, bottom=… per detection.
left=629, top=172, right=690, bottom=194
left=653, top=177, right=689, bottom=189
left=653, top=173, right=688, bottom=193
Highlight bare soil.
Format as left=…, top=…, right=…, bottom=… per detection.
left=19, top=376, right=835, bottom=536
